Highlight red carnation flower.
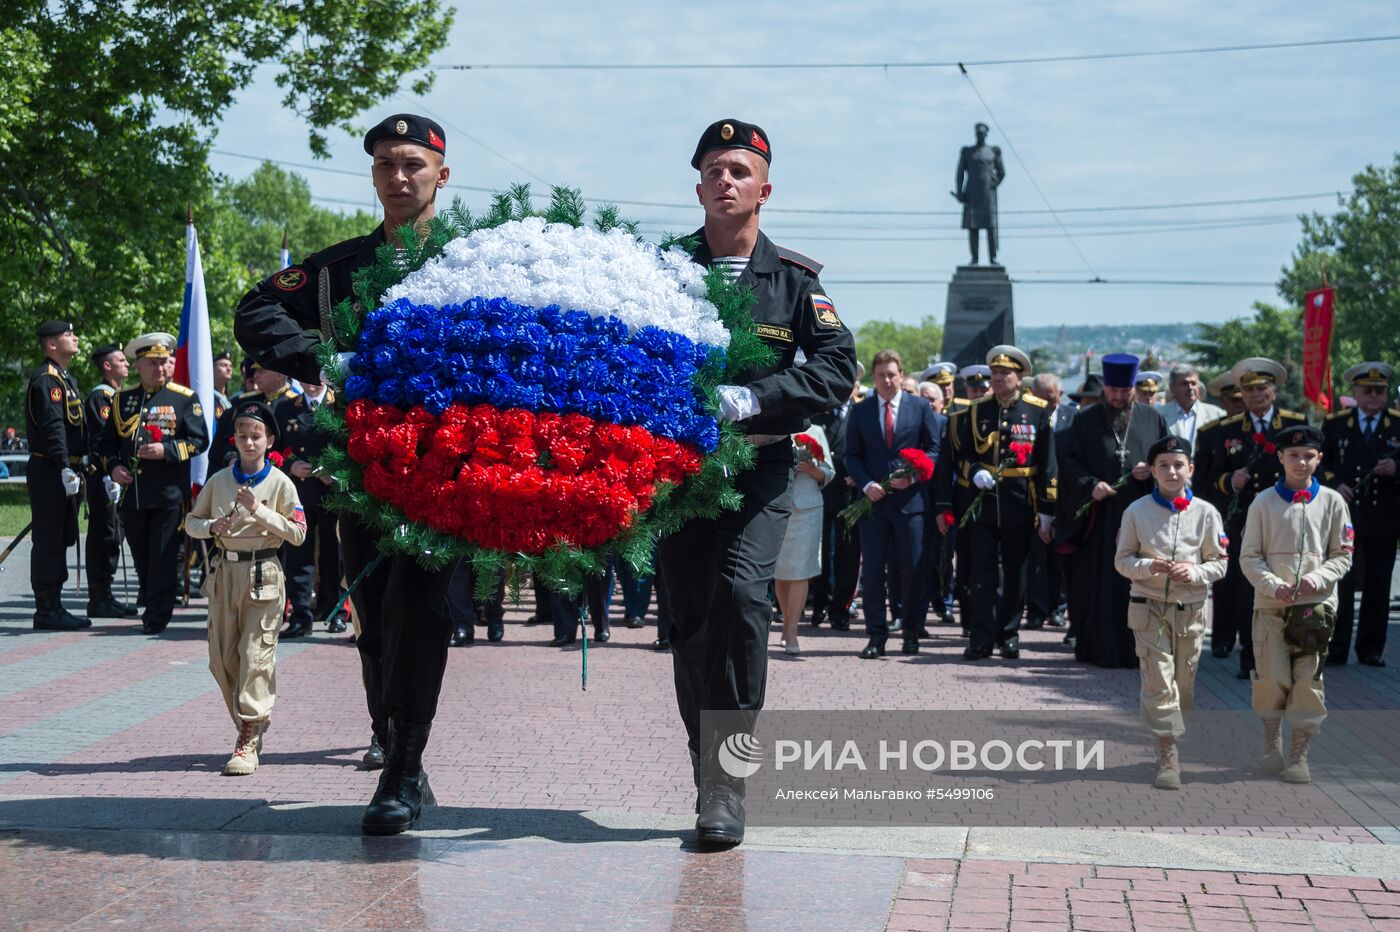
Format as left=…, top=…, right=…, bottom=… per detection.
left=267, top=450, right=284, bottom=468
left=145, top=424, right=164, bottom=442
left=1292, top=489, right=1312, bottom=504
left=794, top=433, right=825, bottom=462
left=1172, top=495, right=1190, bottom=511
left=899, top=448, right=935, bottom=482
left=1263, top=442, right=1277, bottom=454
left=1251, top=431, right=1267, bottom=445
left=1008, top=440, right=1034, bottom=466
left=941, top=509, right=956, bottom=526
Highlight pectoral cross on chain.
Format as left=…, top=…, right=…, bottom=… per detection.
left=1115, top=440, right=1130, bottom=472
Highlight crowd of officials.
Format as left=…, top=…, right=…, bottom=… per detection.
left=22, top=317, right=1395, bottom=680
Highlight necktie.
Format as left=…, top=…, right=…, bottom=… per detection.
left=884, top=401, right=894, bottom=448
left=1364, top=417, right=1374, bottom=437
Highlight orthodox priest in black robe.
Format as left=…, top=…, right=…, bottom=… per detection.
left=1056, top=354, right=1168, bottom=668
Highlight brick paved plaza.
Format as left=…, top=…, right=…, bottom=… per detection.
left=3, top=538, right=1399, bottom=930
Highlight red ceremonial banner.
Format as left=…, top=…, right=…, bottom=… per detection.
left=1302, top=286, right=1335, bottom=412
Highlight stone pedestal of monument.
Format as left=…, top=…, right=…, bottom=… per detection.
left=940, top=264, right=1015, bottom=369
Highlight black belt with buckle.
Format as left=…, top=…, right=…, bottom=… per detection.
left=220, top=548, right=280, bottom=562
left=1129, top=595, right=1186, bottom=610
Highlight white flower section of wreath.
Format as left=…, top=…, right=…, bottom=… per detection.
left=386, top=217, right=731, bottom=348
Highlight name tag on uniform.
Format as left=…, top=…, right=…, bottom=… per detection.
left=754, top=323, right=794, bottom=343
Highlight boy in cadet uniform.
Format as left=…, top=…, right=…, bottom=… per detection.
left=185, top=400, right=307, bottom=776
left=1240, top=424, right=1352, bottom=784
left=1114, top=435, right=1228, bottom=790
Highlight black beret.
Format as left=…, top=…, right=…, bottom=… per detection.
left=214, top=347, right=232, bottom=362
left=241, top=357, right=261, bottom=378
left=691, top=119, right=771, bottom=170
left=90, top=343, right=121, bottom=365
left=233, top=400, right=278, bottom=440
left=1147, top=434, right=1193, bottom=464
left=363, top=113, right=446, bottom=156
left=1275, top=423, right=1323, bottom=451
left=36, top=320, right=72, bottom=338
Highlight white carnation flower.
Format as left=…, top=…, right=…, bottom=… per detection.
left=385, top=220, right=731, bottom=347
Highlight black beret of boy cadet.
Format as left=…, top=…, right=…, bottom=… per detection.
left=1276, top=424, right=1323, bottom=451
left=234, top=400, right=278, bottom=441
left=1147, top=435, right=1193, bottom=464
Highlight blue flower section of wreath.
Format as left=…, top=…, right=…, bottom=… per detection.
left=346, top=297, right=723, bottom=452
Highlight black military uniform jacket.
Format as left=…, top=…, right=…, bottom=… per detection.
left=97, top=382, right=210, bottom=508
left=211, top=387, right=302, bottom=470
left=690, top=229, right=856, bottom=436
left=1197, top=407, right=1308, bottom=528
left=276, top=388, right=337, bottom=509
left=1322, top=406, right=1400, bottom=535
left=935, top=391, right=1057, bottom=528
left=235, top=226, right=386, bottom=383
left=26, top=358, right=85, bottom=467
left=84, top=383, right=118, bottom=461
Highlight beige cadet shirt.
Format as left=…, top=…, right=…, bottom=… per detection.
left=1115, top=491, right=1229, bottom=603
left=186, top=463, right=307, bottom=550
left=1240, top=480, right=1352, bottom=612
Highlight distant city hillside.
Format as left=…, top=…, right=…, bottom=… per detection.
left=1018, top=323, right=1207, bottom=377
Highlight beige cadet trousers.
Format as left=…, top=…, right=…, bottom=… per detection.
left=206, top=554, right=285, bottom=726
left=1128, top=599, right=1206, bottom=738
left=1251, top=609, right=1327, bottom=735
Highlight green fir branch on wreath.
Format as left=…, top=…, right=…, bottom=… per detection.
left=308, top=183, right=772, bottom=599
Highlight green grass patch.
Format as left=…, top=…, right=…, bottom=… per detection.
left=0, top=484, right=90, bottom=538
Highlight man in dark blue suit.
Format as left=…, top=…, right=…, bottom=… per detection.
left=845, top=350, right=943, bottom=658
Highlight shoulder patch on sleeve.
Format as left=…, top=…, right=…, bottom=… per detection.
left=776, top=246, right=823, bottom=276
left=810, top=293, right=842, bottom=329
left=272, top=267, right=308, bottom=292
left=49, top=386, right=63, bottom=403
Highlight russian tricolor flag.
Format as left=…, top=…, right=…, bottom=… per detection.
left=173, top=212, right=215, bottom=487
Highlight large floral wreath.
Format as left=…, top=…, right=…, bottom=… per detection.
left=313, top=186, right=773, bottom=597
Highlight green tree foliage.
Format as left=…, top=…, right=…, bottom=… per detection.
left=0, top=1, right=451, bottom=427
left=1186, top=154, right=1400, bottom=411
left=853, top=315, right=944, bottom=376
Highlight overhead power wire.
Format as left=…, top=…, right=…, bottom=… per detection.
left=430, top=34, right=1400, bottom=71
left=210, top=149, right=1340, bottom=219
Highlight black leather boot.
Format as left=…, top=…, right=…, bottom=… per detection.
left=34, top=590, right=83, bottom=631
left=695, top=777, right=745, bottom=847
left=362, top=720, right=435, bottom=836
left=362, top=734, right=386, bottom=770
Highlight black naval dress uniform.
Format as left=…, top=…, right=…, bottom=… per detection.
left=97, top=381, right=209, bottom=633
left=1322, top=404, right=1400, bottom=665
left=235, top=194, right=453, bottom=833
left=659, top=227, right=856, bottom=843
left=1196, top=407, right=1307, bottom=676
left=275, top=389, right=347, bottom=637
left=934, top=392, right=1057, bottom=659
left=84, top=380, right=133, bottom=617
left=25, top=354, right=87, bottom=629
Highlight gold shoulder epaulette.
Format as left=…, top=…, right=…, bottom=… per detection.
left=1021, top=393, right=1048, bottom=408
left=166, top=382, right=195, bottom=397
left=1326, top=408, right=1353, bottom=421
left=1217, top=414, right=1244, bottom=426
left=1280, top=409, right=1306, bottom=420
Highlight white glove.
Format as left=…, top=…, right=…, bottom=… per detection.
left=715, top=384, right=761, bottom=423
left=104, top=475, right=121, bottom=503
left=972, top=469, right=997, bottom=491
left=1039, top=515, right=1055, bottom=536
left=60, top=467, right=80, bottom=496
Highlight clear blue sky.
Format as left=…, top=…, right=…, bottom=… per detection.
left=211, top=0, right=1400, bottom=332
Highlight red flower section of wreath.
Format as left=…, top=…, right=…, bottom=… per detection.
left=344, top=399, right=704, bottom=553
